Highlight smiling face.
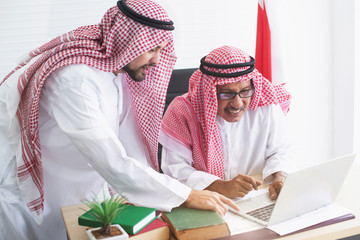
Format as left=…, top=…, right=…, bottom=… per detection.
left=115, top=41, right=168, bottom=82
left=216, top=80, right=253, bottom=122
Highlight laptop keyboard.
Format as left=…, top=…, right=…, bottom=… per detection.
left=246, top=203, right=275, bottom=222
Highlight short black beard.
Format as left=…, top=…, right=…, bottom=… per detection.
left=123, top=65, right=145, bottom=82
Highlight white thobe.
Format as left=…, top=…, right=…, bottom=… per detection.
left=0, top=64, right=190, bottom=240
left=161, top=104, right=294, bottom=190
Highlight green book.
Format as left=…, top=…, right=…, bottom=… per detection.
left=161, top=206, right=230, bottom=240
left=78, top=204, right=157, bottom=235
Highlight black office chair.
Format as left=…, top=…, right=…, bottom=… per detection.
left=164, top=68, right=197, bottom=112
left=158, top=68, right=197, bottom=167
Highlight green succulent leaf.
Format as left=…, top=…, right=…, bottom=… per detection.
left=81, top=192, right=128, bottom=229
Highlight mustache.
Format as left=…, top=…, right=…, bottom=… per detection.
left=141, top=63, right=156, bottom=69
left=228, top=106, right=246, bottom=112
left=123, top=63, right=156, bottom=73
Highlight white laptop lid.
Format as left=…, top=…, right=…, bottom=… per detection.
left=267, top=153, right=356, bottom=226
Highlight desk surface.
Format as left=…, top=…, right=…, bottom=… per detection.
left=61, top=162, right=360, bottom=240
left=61, top=203, right=90, bottom=240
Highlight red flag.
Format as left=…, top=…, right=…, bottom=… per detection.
left=255, top=0, right=272, bottom=82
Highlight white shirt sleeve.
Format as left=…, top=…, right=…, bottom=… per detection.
left=43, top=66, right=191, bottom=211
left=262, top=104, right=295, bottom=183
left=161, top=147, right=220, bottom=190
left=161, top=104, right=295, bottom=188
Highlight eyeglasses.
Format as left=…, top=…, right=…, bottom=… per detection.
left=217, top=88, right=255, bottom=100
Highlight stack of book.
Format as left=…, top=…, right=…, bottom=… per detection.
left=161, top=206, right=230, bottom=240
left=78, top=203, right=169, bottom=239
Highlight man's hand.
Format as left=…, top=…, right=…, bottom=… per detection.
left=183, top=190, right=240, bottom=216
left=205, top=174, right=262, bottom=199
left=268, top=171, right=287, bottom=200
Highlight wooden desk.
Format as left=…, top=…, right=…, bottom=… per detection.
left=61, top=204, right=90, bottom=240
left=61, top=162, right=360, bottom=240
left=61, top=204, right=171, bottom=240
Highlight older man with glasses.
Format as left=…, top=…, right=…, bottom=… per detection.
left=159, top=45, right=294, bottom=201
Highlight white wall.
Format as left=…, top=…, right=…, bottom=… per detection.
left=0, top=0, right=358, bottom=165
left=280, top=0, right=334, bottom=165
left=0, top=0, right=116, bottom=77
left=156, top=0, right=257, bottom=68
left=355, top=0, right=360, bottom=163
left=332, top=0, right=356, bottom=160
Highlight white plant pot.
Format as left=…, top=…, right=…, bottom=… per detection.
left=86, top=224, right=129, bottom=240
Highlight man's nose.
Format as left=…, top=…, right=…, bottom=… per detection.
left=231, top=94, right=244, bottom=108
left=150, top=52, right=160, bottom=65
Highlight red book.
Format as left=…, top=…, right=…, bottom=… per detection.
left=129, top=218, right=169, bottom=240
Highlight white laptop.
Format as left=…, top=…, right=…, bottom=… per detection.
left=229, top=153, right=356, bottom=226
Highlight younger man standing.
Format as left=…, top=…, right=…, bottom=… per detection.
left=0, top=2, right=236, bottom=239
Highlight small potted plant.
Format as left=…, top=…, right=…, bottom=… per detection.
left=81, top=193, right=129, bottom=240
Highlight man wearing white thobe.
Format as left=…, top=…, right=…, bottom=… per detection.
left=160, top=46, right=294, bottom=200
left=0, top=2, right=236, bottom=240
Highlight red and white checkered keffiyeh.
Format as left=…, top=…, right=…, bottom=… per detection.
left=1, top=0, right=176, bottom=223
left=161, top=45, right=290, bottom=179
